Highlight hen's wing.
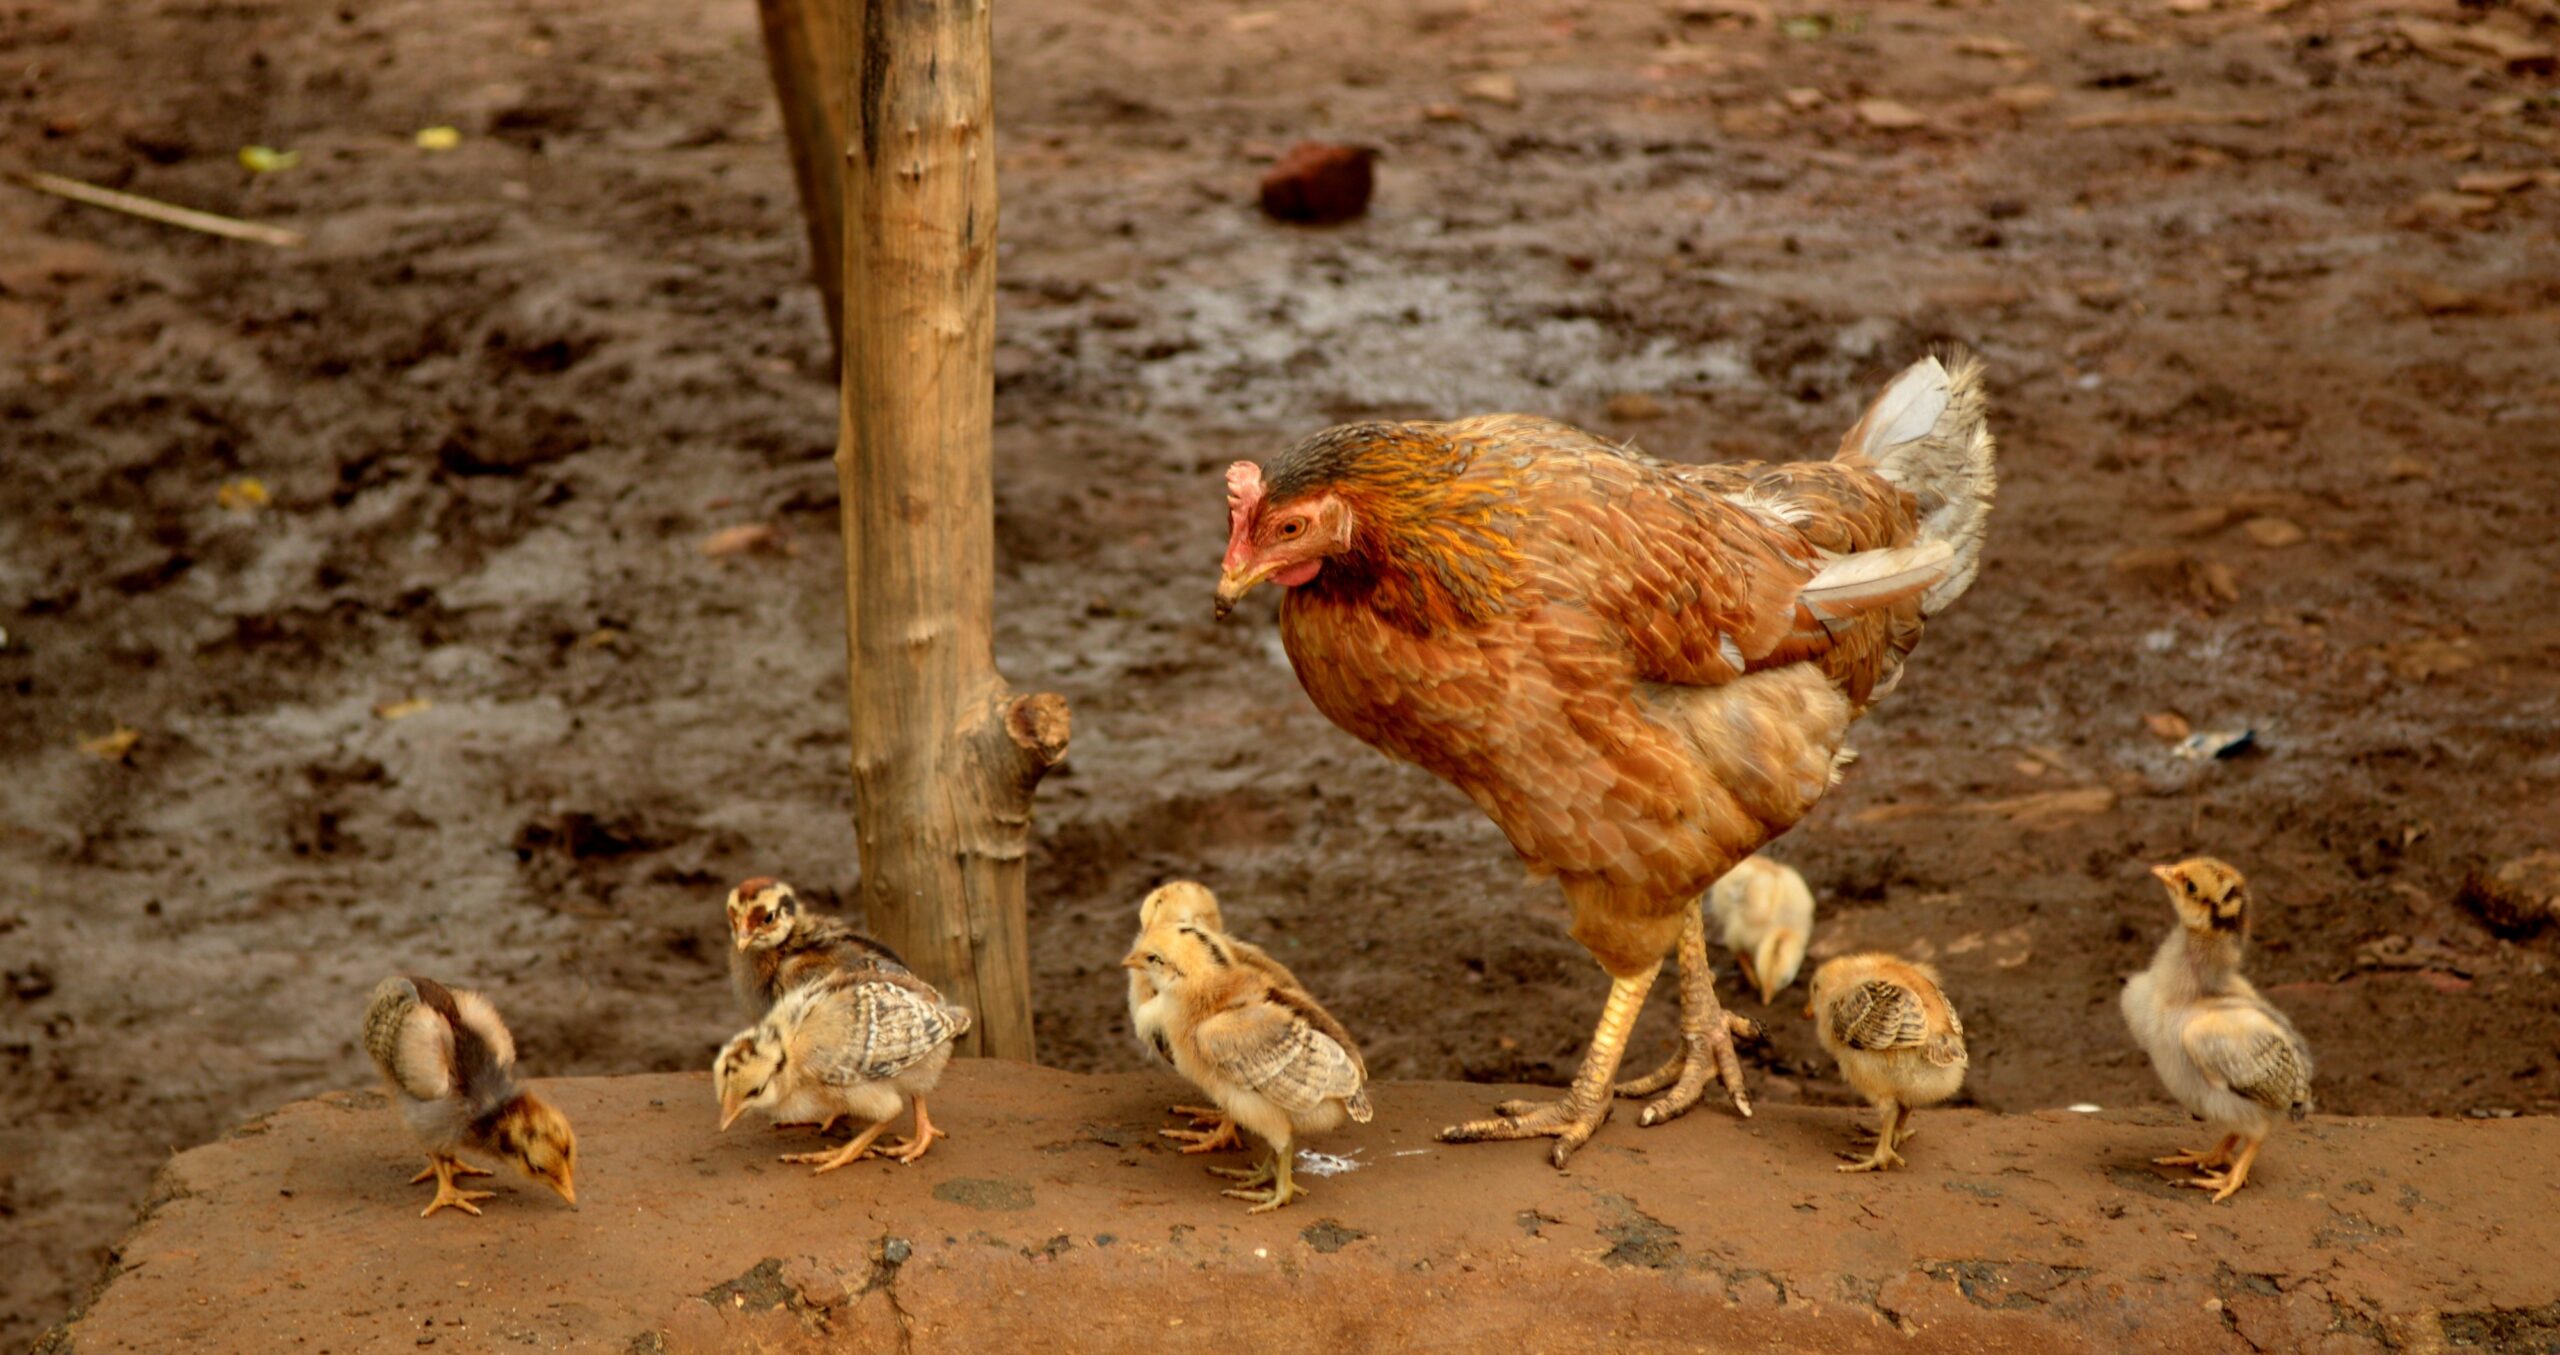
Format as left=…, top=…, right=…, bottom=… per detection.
left=803, top=975, right=967, bottom=1085
left=1194, top=997, right=1367, bottom=1118
left=2183, top=1002, right=2313, bottom=1117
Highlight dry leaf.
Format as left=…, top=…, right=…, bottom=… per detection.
left=217, top=477, right=270, bottom=511
left=415, top=126, right=462, bottom=151
left=2241, top=516, right=2306, bottom=548
left=1605, top=393, right=1665, bottom=421
left=80, top=727, right=140, bottom=761
left=373, top=697, right=433, bottom=721
left=2455, top=169, right=2537, bottom=195
left=238, top=145, right=300, bottom=172
left=1968, top=786, right=2117, bottom=828
left=1855, top=99, right=1928, bottom=130
left=2144, top=711, right=2193, bottom=741
left=1461, top=73, right=1521, bottom=107
left=700, top=523, right=785, bottom=557
left=1956, top=35, right=2027, bottom=57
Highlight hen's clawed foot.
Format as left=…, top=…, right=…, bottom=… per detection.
left=1442, top=966, right=1659, bottom=1168
left=1612, top=904, right=1755, bottom=1127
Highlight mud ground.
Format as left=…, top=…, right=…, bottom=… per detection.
left=4, top=0, right=2558, bottom=1340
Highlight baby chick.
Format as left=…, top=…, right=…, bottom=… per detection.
left=1709, top=855, right=1816, bottom=1006
left=360, top=976, right=578, bottom=1217
left=727, top=876, right=910, bottom=1021
left=2123, top=857, right=2314, bottom=1203
left=1806, top=954, right=1968, bottom=1172
left=716, top=968, right=971, bottom=1172
left=1126, top=880, right=1310, bottom=1152
left=1125, top=922, right=1371, bottom=1213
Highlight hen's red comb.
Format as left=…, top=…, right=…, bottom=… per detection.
left=1222, top=461, right=1266, bottom=571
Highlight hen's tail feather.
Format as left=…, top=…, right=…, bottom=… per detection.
left=1835, top=350, right=1997, bottom=616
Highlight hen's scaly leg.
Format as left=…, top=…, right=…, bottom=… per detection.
left=1441, top=964, right=1659, bottom=1168
left=784, top=1118, right=898, bottom=1174
left=419, top=1155, right=497, bottom=1217
left=2156, top=1134, right=2238, bottom=1170
left=1161, top=1114, right=1243, bottom=1154
left=2184, top=1134, right=2264, bottom=1203
left=879, top=1097, right=947, bottom=1165
left=1612, top=905, right=1758, bottom=1125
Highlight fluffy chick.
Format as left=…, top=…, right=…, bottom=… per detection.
left=1709, top=856, right=1816, bottom=1006
left=1125, top=922, right=1371, bottom=1213
left=726, top=876, right=910, bottom=1021
left=1126, top=881, right=1312, bottom=1153
left=716, top=969, right=971, bottom=1172
left=361, top=976, right=578, bottom=1217
left=1806, top=954, right=1968, bottom=1172
left=2123, top=857, right=2314, bottom=1203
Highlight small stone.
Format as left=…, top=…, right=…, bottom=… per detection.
left=1258, top=143, right=1376, bottom=225
left=2241, top=516, right=2306, bottom=548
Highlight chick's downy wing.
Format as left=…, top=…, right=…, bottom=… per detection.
left=808, top=977, right=967, bottom=1085
left=1830, top=979, right=1963, bottom=1064
left=1195, top=999, right=1365, bottom=1117
left=363, top=977, right=458, bottom=1102
left=2183, top=1002, right=2312, bottom=1114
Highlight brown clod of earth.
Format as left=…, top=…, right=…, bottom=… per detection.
left=1258, top=143, right=1378, bottom=225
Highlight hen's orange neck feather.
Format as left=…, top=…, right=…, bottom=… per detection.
left=1268, top=422, right=1529, bottom=632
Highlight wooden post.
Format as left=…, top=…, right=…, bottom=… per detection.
left=755, top=0, right=845, bottom=357
left=834, top=0, right=1066, bottom=1061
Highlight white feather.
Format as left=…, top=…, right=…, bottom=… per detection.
left=1800, top=540, right=1954, bottom=618
left=1848, top=357, right=1951, bottom=459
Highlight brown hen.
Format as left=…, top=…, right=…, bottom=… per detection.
left=1214, top=354, right=1996, bottom=1165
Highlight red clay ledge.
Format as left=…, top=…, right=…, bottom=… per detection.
left=47, top=1062, right=2559, bottom=1353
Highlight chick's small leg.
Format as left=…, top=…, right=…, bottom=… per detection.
left=2183, top=1134, right=2264, bottom=1203
left=1837, top=1101, right=1908, bottom=1173
left=773, top=1114, right=842, bottom=1134
left=1161, top=1113, right=1243, bottom=1154
left=409, top=1158, right=495, bottom=1185
left=784, top=1118, right=897, bottom=1174
left=1220, top=1147, right=1307, bottom=1213
left=1209, top=1152, right=1276, bottom=1188
left=1442, top=964, right=1658, bottom=1168
left=2156, top=1134, right=2238, bottom=1170
left=1170, top=1104, right=1225, bottom=1128
left=1613, top=905, right=1758, bottom=1125
left=880, top=1097, right=947, bottom=1164
left=419, top=1155, right=497, bottom=1217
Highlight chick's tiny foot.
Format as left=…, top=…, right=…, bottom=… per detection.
left=416, top=1157, right=495, bottom=1217
left=1208, top=1158, right=1276, bottom=1188
left=1220, top=1153, right=1306, bottom=1213
left=1835, top=1143, right=1906, bottom=1173
left=409, top=1159, right=495, bottom=1185
left=1160, top=1115, right=1243, bottom=1154
left=2178, top=1137, right=2261, bottom=1203
left=2155, top=1135, right=2237, bottom=1170
left=880, top=1099, right=946, bottom=1165
left=1169, top=1104, right=1226, bottom=1129
left=773, top=1116, right=842, bottom=1134
left=785, top=1120, right=897, bottom=1174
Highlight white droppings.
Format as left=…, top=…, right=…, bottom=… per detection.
left=2067, top=1103, right=2102, bottom=1114
left=1392, top=1149, right=1431, bottom=1157
left=1295, top=1148, right=1364, bottom=1177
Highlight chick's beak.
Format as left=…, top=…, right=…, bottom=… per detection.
left=1118, top=954, right=1147, bottom=971
left=719, top=1097, right=748, bottom=1132
left=2149, top=864, right=2180, bottom=886
left=551, top=1174, right=578, bottom=1208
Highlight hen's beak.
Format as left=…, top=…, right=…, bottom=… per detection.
left=1214, top=562, right=1273, bottom=620
left=719, top=1097, right=749, bottom=1132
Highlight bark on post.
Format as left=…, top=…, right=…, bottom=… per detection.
left=754, top=0, right=845, bottom=358
left=834, top=0, right=1064, bottom=1061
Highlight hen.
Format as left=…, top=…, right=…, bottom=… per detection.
left=1215, top=354, right=1996, bottom=1165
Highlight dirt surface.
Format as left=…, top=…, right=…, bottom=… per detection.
left=53, top=1065, right=2560, bottom=1352
left=6, top=0, right=2560, bottom=1342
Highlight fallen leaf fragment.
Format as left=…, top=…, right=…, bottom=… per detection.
left=217, top=477, right=270, bottom=511
left=2241, top=516, right=2305, bottom=548
left=80, top=727, right=140, bottom=761
left=2144, top=711, right=2193, bottom=741
left=373, top=697, right=433, bottom=721
left=238, top=145, right=300, bottom=172
left=1461, top=73, right=1521, bottom=107
left=700, top=523, right=786, bottom=557
left=415, top=126, right=462, bottom=151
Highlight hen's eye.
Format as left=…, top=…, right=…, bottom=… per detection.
left=1278, top=519, right=1304, bottom=539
